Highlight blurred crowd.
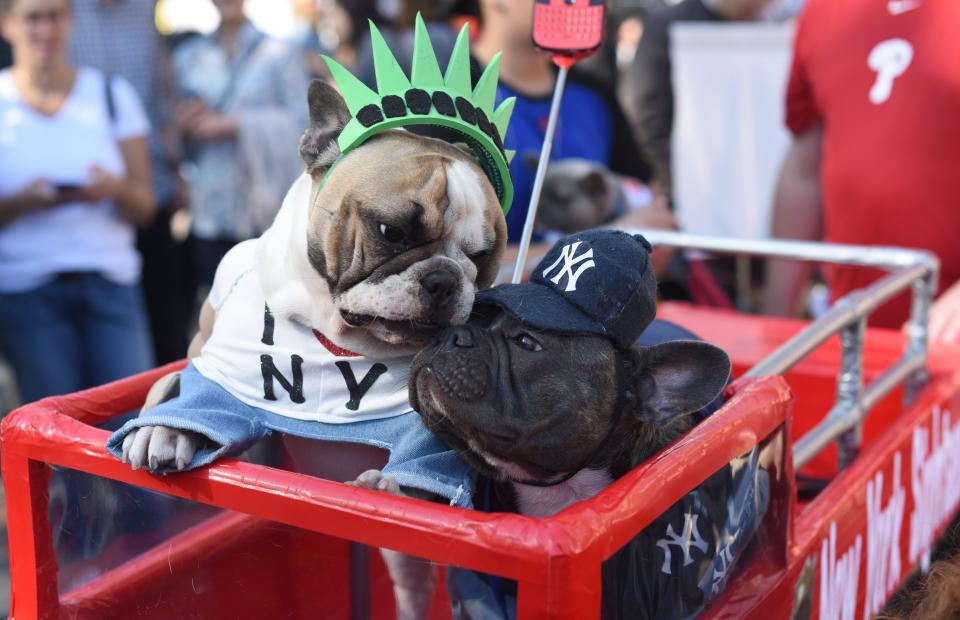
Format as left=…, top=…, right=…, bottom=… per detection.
left=0, top=0, right=957, bottom=413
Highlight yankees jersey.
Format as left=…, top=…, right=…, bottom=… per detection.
left=786, top=0, right=960, bottom=327
left=192, top=239, right=413, bottom=424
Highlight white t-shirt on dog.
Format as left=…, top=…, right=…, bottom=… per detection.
left=0, top=67, right=148, bottom=292
left=193, top=240, right=415, bottom=424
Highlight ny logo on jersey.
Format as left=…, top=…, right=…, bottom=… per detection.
left=656, top=512, right=710, bottom=575
left=541, top=241, right=596, bottom=292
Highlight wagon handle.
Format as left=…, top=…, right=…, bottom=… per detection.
left=626, top=229, right=939, bottom=470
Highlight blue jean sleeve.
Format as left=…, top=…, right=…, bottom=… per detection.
left=105, top=366, right=270, bottom=473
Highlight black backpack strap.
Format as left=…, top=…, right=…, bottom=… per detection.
left=104, top=72, right=117, bottom=127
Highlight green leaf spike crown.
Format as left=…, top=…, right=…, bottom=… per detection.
left=322, top=14, right=517, bottom=213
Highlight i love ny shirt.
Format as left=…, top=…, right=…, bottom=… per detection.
left=192, top=240, right=414, bottom=423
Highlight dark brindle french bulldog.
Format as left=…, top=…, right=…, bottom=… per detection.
left=409, top=230, right=736, bottom=618
left=410, top=230, right=732, bottom=517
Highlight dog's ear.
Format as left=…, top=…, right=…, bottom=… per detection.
left=579, top=170, right=608, bottom=198
left=299, top=80, right=352, bottom=176
left=630, top=341, right=731, bottom=425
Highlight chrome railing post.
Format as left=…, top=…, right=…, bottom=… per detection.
left=904, top=269, right=938, bottom=405
left=835, top=315, right=866, bottom=469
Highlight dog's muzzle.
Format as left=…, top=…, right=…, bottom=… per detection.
left=418, top=269, right=462, bottom=325
left=427, top=327, right=489, bottom=402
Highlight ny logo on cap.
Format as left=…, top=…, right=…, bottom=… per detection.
left=542, top=241, right=596, bottom=292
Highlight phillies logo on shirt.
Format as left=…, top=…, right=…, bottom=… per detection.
left=868, top=39, right=914, bottom=105
left=887, top=0, right=921, bottom=16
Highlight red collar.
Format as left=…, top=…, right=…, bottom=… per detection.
left=312, top=330, right=360, bottom=358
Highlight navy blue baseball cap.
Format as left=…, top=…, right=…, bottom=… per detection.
left=475, top=230, right=658, bottom=350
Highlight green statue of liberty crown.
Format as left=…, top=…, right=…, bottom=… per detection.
left=322, top=14, right=516, bottom=213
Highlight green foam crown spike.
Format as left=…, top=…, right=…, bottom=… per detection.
left=411, top=15, right=444, bottom=89
left=322, top=57, right=379, bottom=117
left=443, top=24, right=473, bottom=100
left=369, top=20, right=411, bottom=94
left=473, top=52, right=502, bottom=118
left=320, top=13, right=515, bottom=213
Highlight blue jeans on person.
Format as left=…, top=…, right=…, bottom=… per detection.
left=0, top=272, right=155, bottom=404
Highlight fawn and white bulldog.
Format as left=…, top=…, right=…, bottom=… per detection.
left=107, top=80, right=507, bottom=619
left=115, top=80, right=506, bottom=472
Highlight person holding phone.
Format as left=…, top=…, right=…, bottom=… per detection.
left=0, top=0, right=156, bottom=404
left=172, top=0, right=309, bottom=293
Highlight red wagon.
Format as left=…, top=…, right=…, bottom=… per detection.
left=3, top=232, right=959, bottom=619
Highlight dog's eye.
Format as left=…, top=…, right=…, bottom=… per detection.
left=468, top=249, right=490, bottom=266
left=512, top=333, right=543, bottom=352
left=379, top=223, right=406, bottom=244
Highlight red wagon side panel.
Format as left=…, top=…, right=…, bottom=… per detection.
left=1, top=322, right=793, bottom=619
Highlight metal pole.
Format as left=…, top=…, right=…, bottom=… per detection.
left=743, top=265, right=928, bottom=378
left=512, top=65, right=571, bottom=284
left=904, top=270, right=937, bottom=404
left=627, top=229, right=936, bottom=272
left=835, top=317, right=866, bottom=469
left=793, top=351, right=924, bottom=469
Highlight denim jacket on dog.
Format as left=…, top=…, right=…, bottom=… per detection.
left=106, top=240, right=474, bottom=508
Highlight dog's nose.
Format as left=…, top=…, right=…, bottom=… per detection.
left=443, top=326, right=474, bottom=348
left=421, top=270, right=458, bottom=306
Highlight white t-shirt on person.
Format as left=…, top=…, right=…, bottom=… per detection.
left=0, top=67, right=149, bottom=293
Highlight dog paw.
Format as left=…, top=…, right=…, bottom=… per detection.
left=348, top=469, right=405, bottom=496
left=121, top=426, right=202, bottom=472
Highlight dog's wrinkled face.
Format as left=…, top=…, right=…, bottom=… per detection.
left=412, top=312, right=621, bottom=480
left=309, top=134, right=505, bottom=346
left=299, top=81, right=507, bottom=349
left=410, top=307, right=731, bottom=483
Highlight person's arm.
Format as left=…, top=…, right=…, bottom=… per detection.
left=86, top=135, right=156, bottom=227
left=83, top=76, right=157, bottom=226
left=177, top=97, right=239, bottom=141
left=929, top=279, right=960, bottom=344
left=763, top=124, right=824, bottom=317
left=0, top=179, right=57, bottom=228
left=608, top=193, right=677, bottom=276
left=180, top=43, right=311, bottom=143
left=623, top=15, right=674, bottom=197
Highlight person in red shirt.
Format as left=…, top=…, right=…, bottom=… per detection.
left=765, top=0, right=960, bottom=342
